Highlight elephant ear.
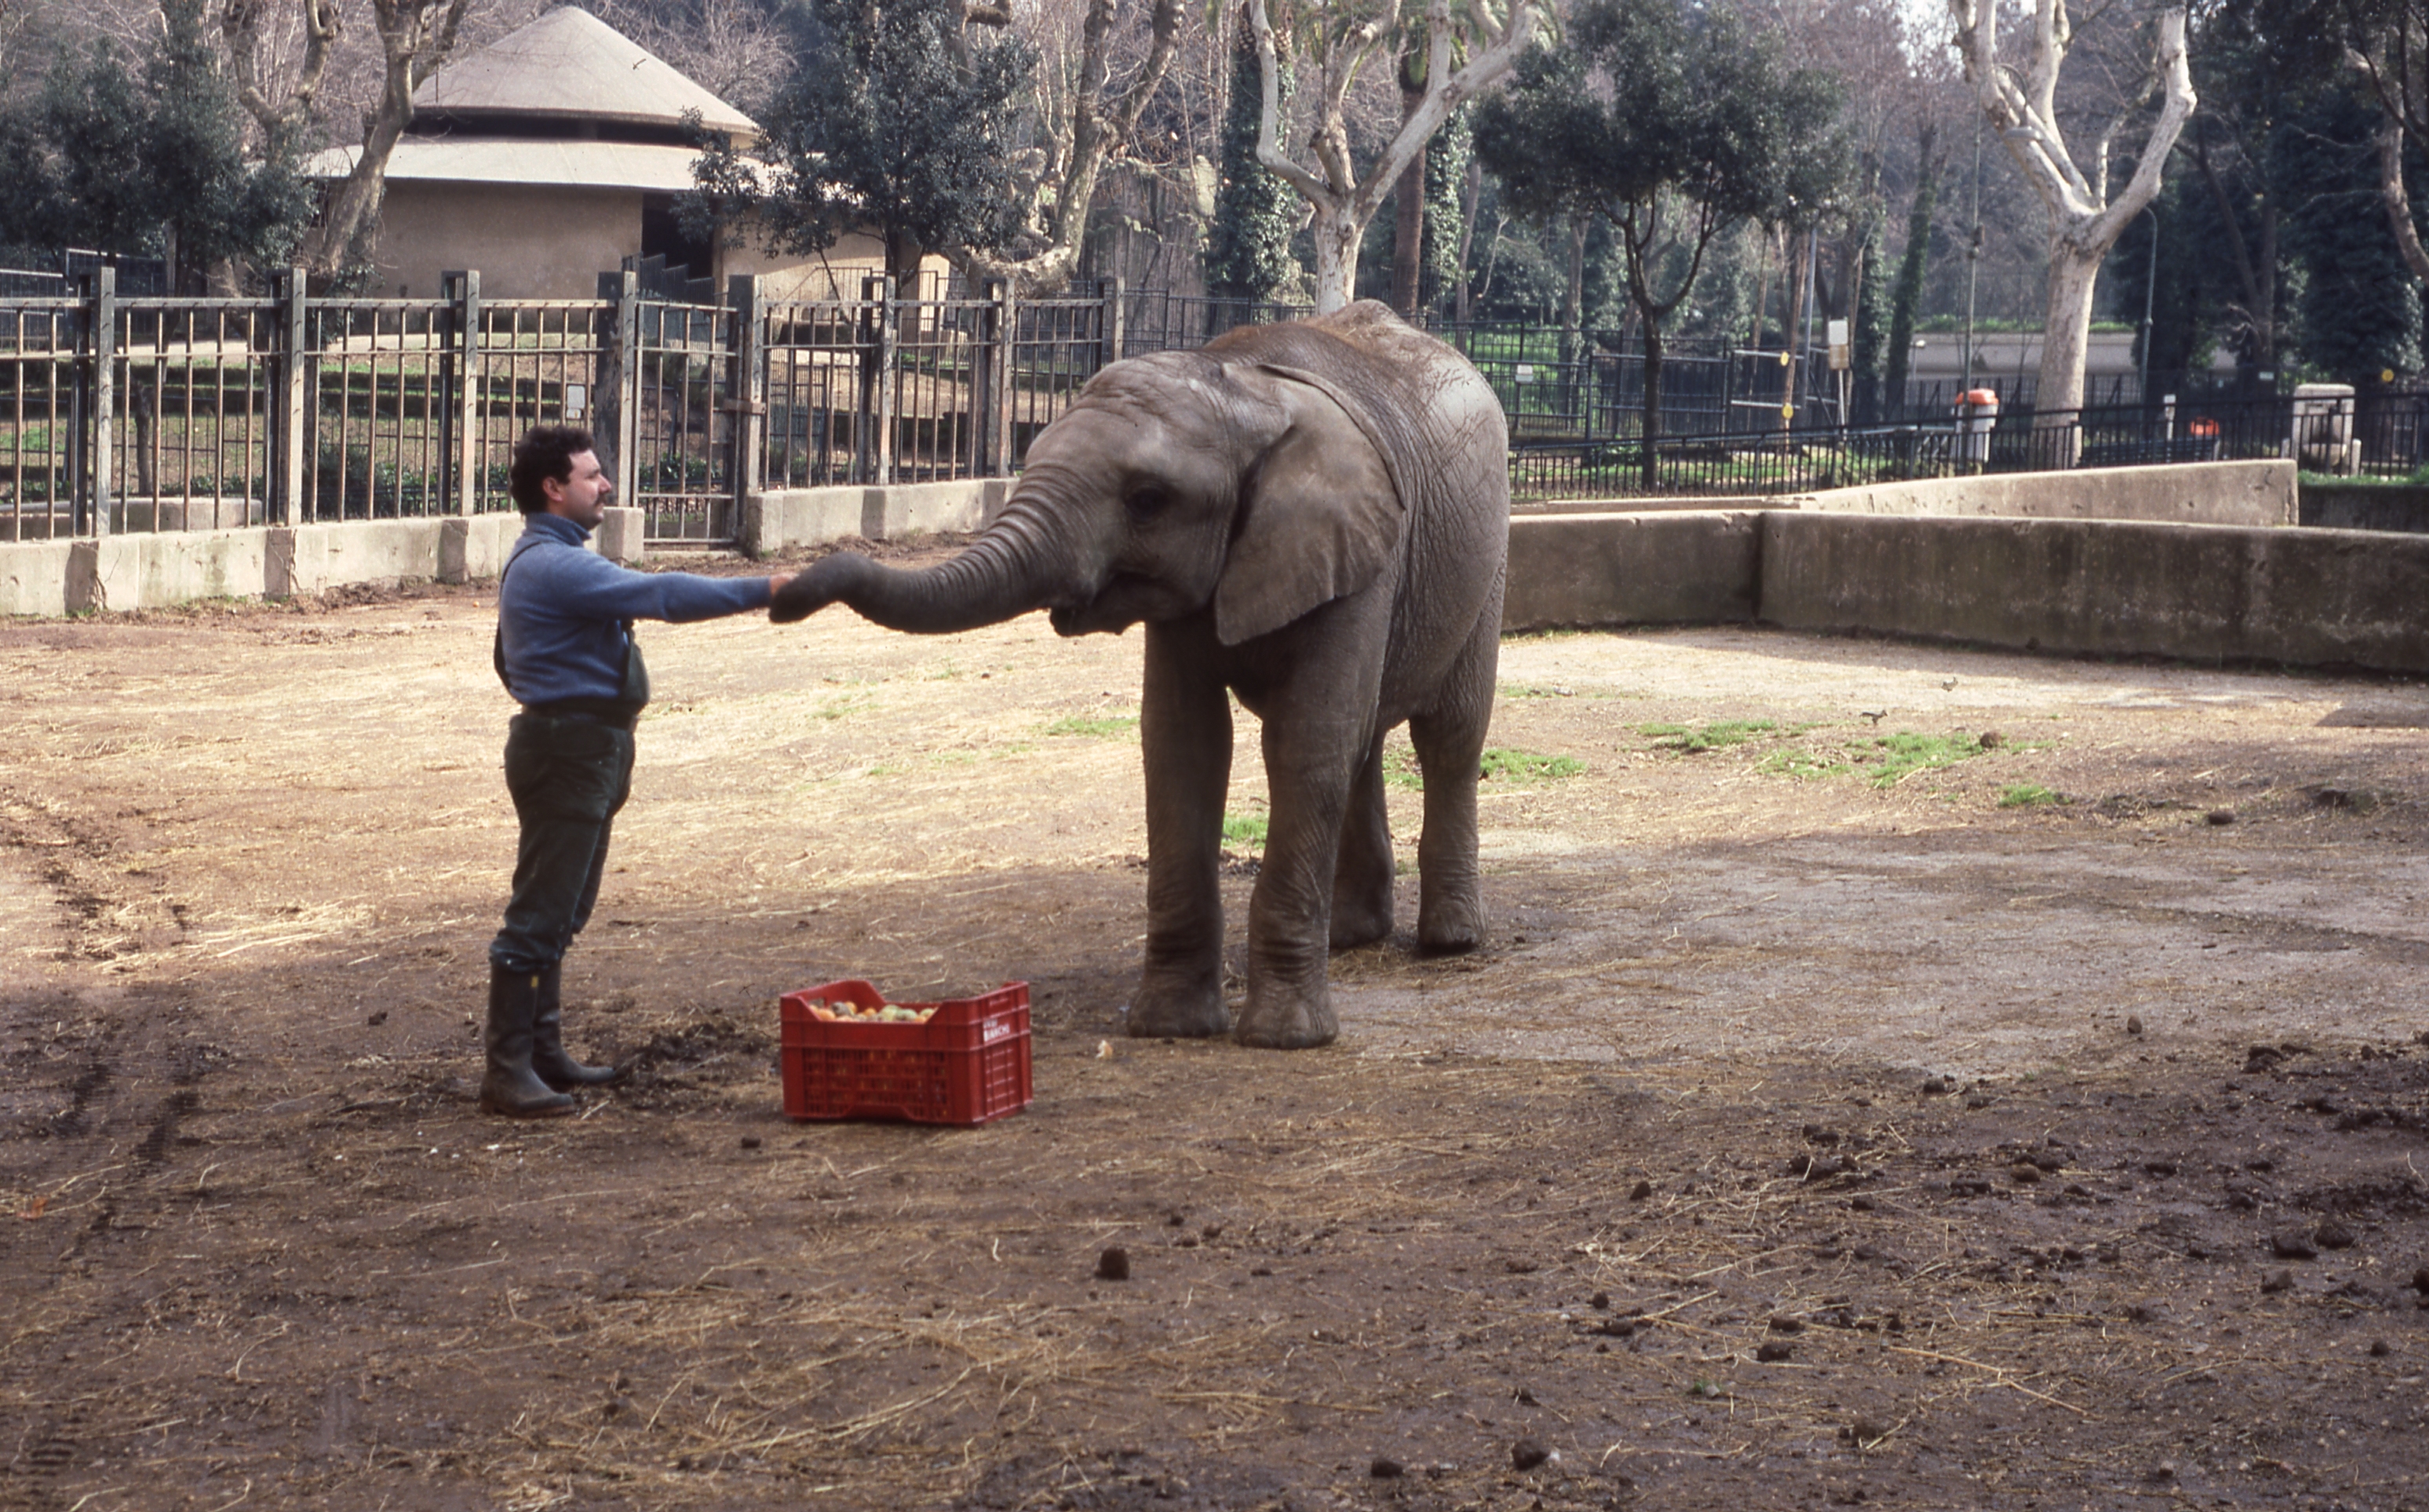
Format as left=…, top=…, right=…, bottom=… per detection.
left=1213, top=364, right=1405, bottom=646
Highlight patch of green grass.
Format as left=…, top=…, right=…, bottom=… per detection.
left=1855, top=730, right=1987, bottom=788
left=1222, top=811, right=1267, bottom=849
left=812, top=694, right=873, bottom=720
left=1642, top=720, right=1778, bottom=753
left=1504, top=627, right=1586, bottom=643
left=1384, top=747, right=1424, bottom=790
left=1760, top=748, right=1852, bottom=780
left=1479, top=747, right=1583, bottom=782
left=1998, top=782, right=2062, bottom=808
left=1041, top=712, right=1139, bottom=738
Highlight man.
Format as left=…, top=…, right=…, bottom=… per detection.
left=483, top=425, right=793, bottom=1118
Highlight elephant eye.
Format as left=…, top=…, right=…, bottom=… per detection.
left=1124, top=485, right=1172, bottom=520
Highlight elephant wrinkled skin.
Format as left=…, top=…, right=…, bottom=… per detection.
left=772, top=301, right=1510, bottom=1047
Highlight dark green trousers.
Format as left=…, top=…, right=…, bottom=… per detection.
left=488, top=712, right=635, bottom=975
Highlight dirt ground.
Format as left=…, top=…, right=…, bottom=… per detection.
left=2, top=537, right=2426, bottom=1512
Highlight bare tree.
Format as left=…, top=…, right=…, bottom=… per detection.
left=1249, top=0, right=1545, bottom=314
left=960, top=0, right=1185, bottom=294
left=299, top=0, right=474, bottom=278
left=220, top=0, right=342, bottom=144
left=1949, top=0, right=2194, bottom=439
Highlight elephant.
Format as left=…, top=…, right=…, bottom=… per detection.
left=771, top=301, right=1509, bottom=1048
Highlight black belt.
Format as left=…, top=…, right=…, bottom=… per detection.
left=522, top=701, right=641, bottom=730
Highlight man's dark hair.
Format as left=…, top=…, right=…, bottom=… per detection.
left=510, top=425, right=598, bottom=513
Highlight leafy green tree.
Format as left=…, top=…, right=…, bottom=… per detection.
left=1205, top=3, right=1301, bottom=308
left=691, top=0, right=1038, bottom=290
left=0, top=2, right=310, bottom=290
left=1474, top=0, right=1844, bottom=483
left=144, top=0, right=313, bottom=286
left=2278, top=87, right=2422, bottom=381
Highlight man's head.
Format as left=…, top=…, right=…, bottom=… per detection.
left=511, top=425, right=611, bottom=526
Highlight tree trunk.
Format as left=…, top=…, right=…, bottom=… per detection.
left=2033, top=242, right=2100, bottom=467
left=1781, top=227, right=1810, bottom=437
left=1949, top=0, right=2195, bottom=428
left=1638, top=311, right=1665, bottom=494
left=1453, top=156, right=1483, bottom=325
left=301, top=0, right=471, bottom=279
left=1559, top=217, right=1585, bottom=421
left=1308, top=208, right=1365, bottom=315
left=1390, top=73, right=1424, bottom=317
left=2375, top=118, right=2429, bottom=287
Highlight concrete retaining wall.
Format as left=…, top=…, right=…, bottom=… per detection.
left=1506, top=505, right=2429, bottom=676
left=1520, top=460, right=2296, bottom=528
left=1759, top=515, right=2427, bottom=672
left=2300, top=481, right=2429, bottom=534
left=0, top=507, right=641, bottom=616
left=746, top=479, right=1009, bottom=553
left=1504, top=511, right=1764, bottom=628
left=1796, top=459, right=2296, bottom=526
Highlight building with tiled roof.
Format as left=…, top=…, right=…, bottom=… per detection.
left=308, top=7, right=896, bottom=299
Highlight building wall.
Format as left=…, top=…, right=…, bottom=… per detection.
left=373, top=183, right=643, bottom=300
left=365, top=180, right=935, bottom=301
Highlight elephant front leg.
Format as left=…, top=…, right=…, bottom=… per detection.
left=1130, top=625, right=1234, bottom=1040
left=1238, top=720, right=1362, bottom=1049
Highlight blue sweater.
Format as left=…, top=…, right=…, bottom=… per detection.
left=496, top=513, right=771, bottom=708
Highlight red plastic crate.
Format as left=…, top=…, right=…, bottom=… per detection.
left=778, top=979, right=1032, bottom=1125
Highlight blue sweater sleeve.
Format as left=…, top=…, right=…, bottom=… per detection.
left=538, top=547, right=773, bottom=623
left=497, top=522, right=773, bottom=706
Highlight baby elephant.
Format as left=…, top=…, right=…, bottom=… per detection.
left=775, top=301, right=1509, bottom=1047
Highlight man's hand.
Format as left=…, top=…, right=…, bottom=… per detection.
left=769, top=564, right=830, bottom=624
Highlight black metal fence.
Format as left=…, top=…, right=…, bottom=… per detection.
left=1510, top=388, right=2427, bottom=504
left=9, top=266, right=2420, bottom=547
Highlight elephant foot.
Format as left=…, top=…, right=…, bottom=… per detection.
left=1127, top=972, right=1230, bottom=1039
left=1233, top=989, right=1337, bottom=1049
left=1417, top=896, right=1484, bottom=955
left=1329, top=902, right=1392, bottom=952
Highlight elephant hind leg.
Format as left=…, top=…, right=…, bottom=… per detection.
left=1408, top=618, right=1498, bottom=955
left=1329, top=729, right=1395, bottom=950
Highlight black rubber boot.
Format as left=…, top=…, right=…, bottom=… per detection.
left=532, top=960, right=625, bottom=1090
left=480, top=964, right=577, bottom=1118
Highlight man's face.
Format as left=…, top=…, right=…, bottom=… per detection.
left=542, top=450, right=612, bottom=529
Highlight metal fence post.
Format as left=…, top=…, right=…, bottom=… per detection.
left=274, top=267, right=308, bottom=523
left=442, top=270, right=480, bottom=512
left=85, top=265, right=116, bottom=537
left=594, top=269, right=640, bottom=505
left=978, top=277, right=1014, bottom=477
left=859, top=275, right=896, bottom=486
left=728, top=273, right=765, bottom=520
left=1099, top=276, right=1125, bottom=370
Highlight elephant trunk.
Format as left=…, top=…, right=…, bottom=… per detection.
left=812, top=488, right=1095, bottom=635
